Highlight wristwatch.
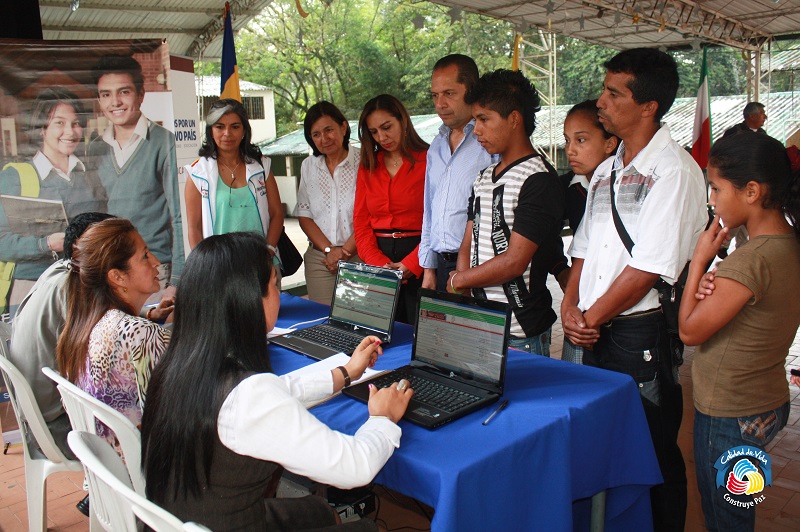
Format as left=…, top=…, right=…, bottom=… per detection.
left=324, top=246, right=332, bottom=254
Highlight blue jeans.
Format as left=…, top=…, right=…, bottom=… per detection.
left=509, top=327, right=551, bottom=357
left=582, top=309, right=686, bottom=532
left=694, top=403, right=789, bottom=532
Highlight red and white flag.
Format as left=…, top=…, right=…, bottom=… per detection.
left=691, top=48, right=712, bottom=169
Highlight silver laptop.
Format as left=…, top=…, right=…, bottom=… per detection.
left=270, top=262, right=403, bottom=360
left=343, top=289, right=511, bottom=429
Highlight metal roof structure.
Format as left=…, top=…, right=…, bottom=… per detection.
left=262, top=92, right=800, bottom=157
left=37, top=1, right=800, bottom=60
left=429, top=1, right=800, bottom=52
left=38, top=0, right=273, bottom=59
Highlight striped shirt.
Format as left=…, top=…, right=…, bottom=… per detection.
left=468, top=154, right=564, bottom=337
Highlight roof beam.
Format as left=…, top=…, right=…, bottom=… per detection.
left=42, top=25, right=198, bottom=35
left=38, top=0, right=262, bottom=17
left=578, top=0, right=771, bottom=51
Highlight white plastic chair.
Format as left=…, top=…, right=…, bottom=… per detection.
left=67, top=431, right=210, bottom=532
left=41, top=366, right=145, bottom=495
left=0, top=322, right=84, bottom=532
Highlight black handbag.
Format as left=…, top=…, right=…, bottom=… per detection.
left=277, top=229, right=303, bottom=277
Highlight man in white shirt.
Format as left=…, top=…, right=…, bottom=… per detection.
left=420, top=54, right=494, bottom=291
left=561, top=48, right=707, bottom=532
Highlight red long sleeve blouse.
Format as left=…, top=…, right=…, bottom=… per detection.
left=353, top=150, right=427, bottom=277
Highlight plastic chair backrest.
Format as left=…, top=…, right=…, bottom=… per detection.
left=0, top=322, right=83, bottom=532
left=41, top=366, right=145, bottom=494
left=67, top=431, right=210, bottom=532
left=0, top=323, right=72, bottom=464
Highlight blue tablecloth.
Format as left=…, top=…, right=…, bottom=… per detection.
left=272, top=294, right=663, bottom=531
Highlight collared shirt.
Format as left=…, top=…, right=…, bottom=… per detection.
left=419, top=120, right=494, bottom=268
left=353, top=150, right=427, bottom=276
left=32, top=151, right=84, bottom=182
left=569, top=124, right=707, bottom=315
left=294, top=146, right=360, bottom=246
left=102, top=113, right=148, bottom=167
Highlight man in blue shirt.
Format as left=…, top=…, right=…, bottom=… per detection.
left=419, top=54, right=494, bottom=291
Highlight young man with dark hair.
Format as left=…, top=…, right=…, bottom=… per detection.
left=561, top=48, right=707, bottom=531
left=448, top=69, right=564, bottom=357
left=87, top=54, right=184, bottom=290
left=419, top=54, right=496, bottom=291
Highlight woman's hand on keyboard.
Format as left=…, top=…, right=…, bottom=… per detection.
left=346, top=335, right=384, bottom=381
left=368, top=380, right=414, bottom=423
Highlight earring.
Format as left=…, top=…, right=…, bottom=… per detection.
left=123, top=286, right=128, bottom=293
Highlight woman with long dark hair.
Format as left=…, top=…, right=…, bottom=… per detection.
left=184, top=98, right=283, bottom=270
left=56, top=218, right=170, bottom=448
left=141, top=232, right=412, bottom=531
left=354, top=94, right=429, bottom=323
left=679, top=133, right=800, bottom=531
left=295, top=101, right=361, bottom=304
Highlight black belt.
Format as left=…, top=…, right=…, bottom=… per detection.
left=437, top=251, right=459, bottom=262
left=603, top=308, right=662, bottom=327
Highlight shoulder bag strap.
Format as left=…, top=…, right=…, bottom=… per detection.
left=608, top=169, right=634, bottom=256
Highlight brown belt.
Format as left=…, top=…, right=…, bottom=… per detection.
left=374, top=230, right=422, bottom=239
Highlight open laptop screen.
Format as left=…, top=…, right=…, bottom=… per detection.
left=329, top=264, right=401, bottom=333
left=413, top=292, right=508, bottom=387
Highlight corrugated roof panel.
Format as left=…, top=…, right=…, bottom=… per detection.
left=262, top=93, right=799, bottom=157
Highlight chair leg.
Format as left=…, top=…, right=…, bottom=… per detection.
left=24, top=459, right=47, bottom=532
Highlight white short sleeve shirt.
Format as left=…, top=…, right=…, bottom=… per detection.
left=569, top=124, right=707, bottom=314
left=294, top=147, right=360, bottom=246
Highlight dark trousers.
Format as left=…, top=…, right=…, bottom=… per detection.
left=376, top=235, right=422, bottom=325
left=583, top=309, right=687, bottom=532
left=435, top=252, right=458, bottom=292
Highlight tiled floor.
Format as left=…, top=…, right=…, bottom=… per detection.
left=2, top=231, right=800, bottom=530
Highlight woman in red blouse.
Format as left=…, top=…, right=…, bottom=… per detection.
left=354, top=94, right=429, bottom=323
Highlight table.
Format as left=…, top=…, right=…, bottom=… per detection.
left=271, top=294, right=663, bottom=531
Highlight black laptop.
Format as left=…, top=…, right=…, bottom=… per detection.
left=343, top=289, right=511, bottom=429
left=270, top=262, right=403, bottom=360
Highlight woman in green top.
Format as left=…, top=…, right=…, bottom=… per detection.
left=184, top=99, right=283, bottom=266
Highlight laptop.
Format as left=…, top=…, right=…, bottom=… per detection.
left=270, top=262, right=403, bottom=360
left=343, top=289, right=511, bottom=429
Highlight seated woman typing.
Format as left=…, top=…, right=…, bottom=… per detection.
left=56, top=218, right=172, bottom=449
left=141, top=232, right=413, bottom=531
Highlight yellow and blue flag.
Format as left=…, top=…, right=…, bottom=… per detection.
left=220, top=2, right=242, bottom=101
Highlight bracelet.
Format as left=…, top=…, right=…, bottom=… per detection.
left=336, top=366, right=351, bottom=387
left=266, top=244, right=277, bottom=255
left=450, top=272, right=461, bottom=294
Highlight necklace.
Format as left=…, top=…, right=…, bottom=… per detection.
left=219, top=159, right=242, bottom=185
left=386, top=155, right=401, bottom=168
left=219, top=159, right=242, bottom=207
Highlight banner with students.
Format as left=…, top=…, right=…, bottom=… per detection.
left=0, top=39, right=189, bottom=316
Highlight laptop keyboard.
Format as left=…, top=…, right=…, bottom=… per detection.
left=291, top=326, right=363, bottom=354
left=372, top=370, right=481, bottom=413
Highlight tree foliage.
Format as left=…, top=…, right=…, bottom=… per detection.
left=196, top=1, right=763, bottom=137
left=199, top=0, right=515, bottom=136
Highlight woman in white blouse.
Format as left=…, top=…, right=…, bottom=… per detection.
left=295, top=101, right=361, bottom=304
left=141, top=232, right=412, bottom=531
